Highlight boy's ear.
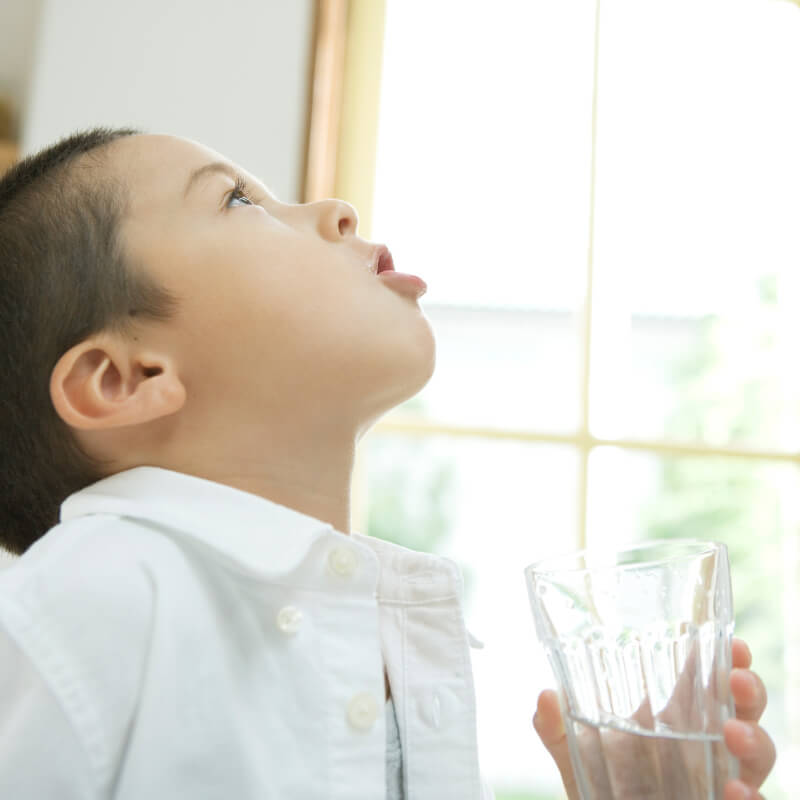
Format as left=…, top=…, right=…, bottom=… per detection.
left=50, top=335, right=186, bottom=430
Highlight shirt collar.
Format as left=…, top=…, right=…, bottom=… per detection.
left=59, top=466, right=338, bottom=578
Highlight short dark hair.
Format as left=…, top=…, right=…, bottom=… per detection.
left=0, top=125, right=179, bottom=556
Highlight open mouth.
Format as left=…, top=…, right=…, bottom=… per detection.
left=375, top=246, right=395, bottom=274
left=371, top=243, right=427, bottom=297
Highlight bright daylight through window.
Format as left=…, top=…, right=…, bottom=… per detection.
left=355, top=1, right=800, bottom=798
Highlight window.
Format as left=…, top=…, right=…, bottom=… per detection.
left=310, top=1, right=800, bottom=796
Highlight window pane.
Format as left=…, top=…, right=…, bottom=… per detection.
left=374, top=0, right=594, bottom=310
left=391, top=305, right=580, bottom=432
left=360, top=431, right=579, bottom=797
left=373, top=0, right=597, bottom=433
left=587, top=447, right=800, bottom=800
left=589, top=0, right=800, bottom=450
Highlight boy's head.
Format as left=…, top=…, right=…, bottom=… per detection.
left=1, top=128, right=435, bottom=555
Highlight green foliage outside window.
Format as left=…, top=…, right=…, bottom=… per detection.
left=365, top=398, right=477, bottom=607
left=641, top=275, right=786, bottom=691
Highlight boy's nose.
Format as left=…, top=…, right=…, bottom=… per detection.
left=313, top=198, right=358, bottom=241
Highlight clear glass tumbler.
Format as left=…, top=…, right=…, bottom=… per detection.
left=525, top=539, right=738, bottom=799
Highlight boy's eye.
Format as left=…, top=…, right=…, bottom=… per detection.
left=225, top=175, right=255, bottom=208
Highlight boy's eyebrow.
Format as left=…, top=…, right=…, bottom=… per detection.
left=183, top=161, right=239, bottom=199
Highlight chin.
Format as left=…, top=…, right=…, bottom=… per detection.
left=397, top=309, right=436, bottom=393
left=357, top=316, right=436, bottom=432
left=413, top=325, right=437, bottom=392
left=385, top=316, right=436, bottom=404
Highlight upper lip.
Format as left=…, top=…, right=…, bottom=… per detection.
left=371, top=244, right=395, bottom=275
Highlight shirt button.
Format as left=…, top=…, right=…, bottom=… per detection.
left=275, top=605, right=303, bottom=635
left=347, top=692, right=378, bottom=731
left=328, top=545, right=358, bottom=578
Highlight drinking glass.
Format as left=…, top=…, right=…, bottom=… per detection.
left=525, top=539, right=738, bottom=799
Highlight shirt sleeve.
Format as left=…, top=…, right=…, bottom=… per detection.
left=0, top=534, right=156, bottom=800
left=0, top=624, right=98, bottom=799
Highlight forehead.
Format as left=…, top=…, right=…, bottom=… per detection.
left=105, top=133, right=262, bottom=213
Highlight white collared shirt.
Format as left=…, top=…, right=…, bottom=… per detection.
left=0, top=467, right=495, bottom=799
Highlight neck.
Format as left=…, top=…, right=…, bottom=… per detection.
left=165, top=431, right=358, bottom=535
left=213, top=462, right=355, bottom=535
left=101, top=410, right=363, bottom=534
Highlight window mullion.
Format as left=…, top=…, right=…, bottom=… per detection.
left=578, top=0, right=603, bottom=550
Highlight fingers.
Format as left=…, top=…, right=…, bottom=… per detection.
left=723, top=719, right=776, bottom=790
left=731, top=638, right=752, bottom=670
left=729, top=639, right=773, bottom=790
left=730, top=668, right=767, bottom=723
left=533, top=690, right=579, bottom=800
left=533, top=690, right=565, bottom=747
left=724, top=779, right=765, bottom=800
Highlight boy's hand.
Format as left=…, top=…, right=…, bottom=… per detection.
left=532, top=638, right=776, bottom=799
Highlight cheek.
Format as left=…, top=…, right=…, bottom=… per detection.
left=211, top=271, right=359, bottom=368
left=176, top=232, right=387, bottom=361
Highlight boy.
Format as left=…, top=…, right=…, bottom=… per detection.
left=0, top=127, right=774, bottom=798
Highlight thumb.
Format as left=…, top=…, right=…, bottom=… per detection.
left=533, top=690, right=579, bottom=800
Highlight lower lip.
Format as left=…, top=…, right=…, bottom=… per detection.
left=377, top=271, right=427, bottom=296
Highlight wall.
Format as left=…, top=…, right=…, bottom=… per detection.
left=7, top=0, right=316, bottom=203
left=0, top=0, right=44, bottom=136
